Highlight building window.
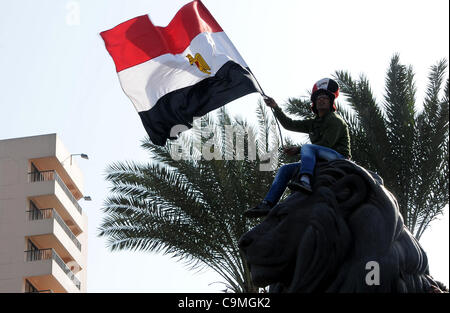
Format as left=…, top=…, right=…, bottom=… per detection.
left=30, top=162, right=41, bottom=182
left=27, top=239, right=38, bottom=252
left=25, top=280, right=38, bottom=293
left=30, top=162, right=39, bottom=174
left=26, top=239, right=39, bottom=261
left=28, top=200, right=43, bottom=220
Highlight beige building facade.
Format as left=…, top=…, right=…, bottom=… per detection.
left=0, top=134, right=88, bottom=293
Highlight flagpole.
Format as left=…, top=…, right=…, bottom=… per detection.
left=248, top=70, right=285, bottom=148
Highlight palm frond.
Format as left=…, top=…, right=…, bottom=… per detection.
left=99, top=105, right=291, bottom=292
left=334, top=70, right=392, bottom=180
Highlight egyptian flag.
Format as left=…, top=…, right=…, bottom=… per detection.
left=100, top=0, right=261, bottom=146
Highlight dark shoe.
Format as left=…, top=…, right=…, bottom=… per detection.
left=244, top=201, right=274, bottom=218
left=288, top=180, right=313, bottom=194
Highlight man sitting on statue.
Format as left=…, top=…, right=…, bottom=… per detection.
left=244, top=78, right=351, bottom=218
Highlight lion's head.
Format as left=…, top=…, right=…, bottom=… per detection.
left=239, top=159, right=442, bottom=293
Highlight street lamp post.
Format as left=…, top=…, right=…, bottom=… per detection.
left=70, top=153, right=89, bottom=165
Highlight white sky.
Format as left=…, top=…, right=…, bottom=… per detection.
left=0, top=0, right=448, bottom=292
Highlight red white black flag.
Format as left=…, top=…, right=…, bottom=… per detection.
left=101, top=0, right=261, bottom=146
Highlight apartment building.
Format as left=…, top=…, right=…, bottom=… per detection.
left=0, top=134, right=88, bottom=293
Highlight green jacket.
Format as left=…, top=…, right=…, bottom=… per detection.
left=273, top=106, right=351, bottom=159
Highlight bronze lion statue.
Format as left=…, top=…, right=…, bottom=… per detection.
left=239, top=159, right=447, bottom=293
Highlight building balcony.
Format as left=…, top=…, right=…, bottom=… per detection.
left=27, top=208, right=81, bottom=251
left=29, top=170, right=83, bottom=214
left=29, top=154, right=84, bottom=200
left=27, top=171, right=85, bottom=234
left=24, top=249, right=81, bottom=293
left=25, top=211, right=83, bottom=274
left=24, top=279, right=54, bottom=293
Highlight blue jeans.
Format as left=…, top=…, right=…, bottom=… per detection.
left=264, top=144, right=344, bottom=204
left=299, top=144, right=344, bottom=176
left=264, top=163, right=301, bottom=204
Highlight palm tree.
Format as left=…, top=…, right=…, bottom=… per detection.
left=98, top=103, right=294, bottom=292
left=283, top=54, right=449, bottom=239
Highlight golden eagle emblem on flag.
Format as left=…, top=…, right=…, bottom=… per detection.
left=186, top=53, right=211, bottom=75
